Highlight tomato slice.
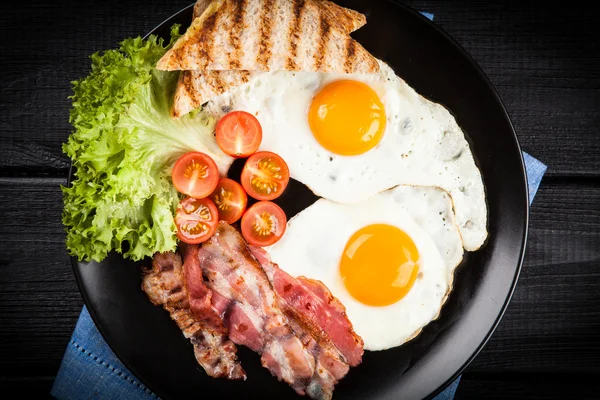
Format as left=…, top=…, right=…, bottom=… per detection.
left=209, top=178, right=248, bottom=224
left=241, top=201, right=287, bottom=246
left=241, top=151, right=290, bottom=201
left=175, top=197, right=219, bottom=244
left=171, top=152, right=220, bottom=199
left=215, top=111, right=262, bottom=158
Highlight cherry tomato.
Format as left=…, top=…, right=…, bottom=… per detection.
left=215, top=111, right=262, bottom=158
left=174, top=197, right=219, bottom=244
left=241, top=151, right=290, bottom=201
left=241, top=201, right=287, bottom=246
left=171, top=152, right=220, bottom=199
left=208, top=178, right=248, bottom=224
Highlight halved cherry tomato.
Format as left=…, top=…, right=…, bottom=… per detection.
left=215, top=111, right=262, bottom=158
left=209, top=178, right=248, bottom=224
left=175, top=197, right=219, bottom=244
left=171, top=152, right=219, bottom=199
left=241, top=201, right=287, bottom=246
left=241, top=151, right=290, bottom=201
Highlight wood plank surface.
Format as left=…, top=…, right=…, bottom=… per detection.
left=469, top=178, right=600, bottom=373
left=457, top=373, right=600, bottom=400
left=1, top=0, right=190, bottom=175
left=0, top=178, right=82, bottom=386
left=420, top=2, right=600, bottom=178
left=0, top=177, right=598, bottom=397
left=1, top=0, right=599, bottom=398
left=1, top=0, right=599, bottom=176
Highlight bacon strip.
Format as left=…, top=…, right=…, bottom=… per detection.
left=143, top=223, right=364, bottom=399
left=179, top=243, right=230, bottom=333
left=141, top=251, right=245, bottom=380
left=252, top=246, right=363, bottom=366
left=198, top=223, right=316, bottom=396
left=196, top=223, right=364, bottom=399
left=249, top=245, right=364, bottom=397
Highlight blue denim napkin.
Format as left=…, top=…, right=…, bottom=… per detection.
left=51, top=11, right=548, bottom=400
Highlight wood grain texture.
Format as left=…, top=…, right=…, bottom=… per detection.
left=1, top=0, right=599, bottom=398
left=1, top=0, right=599, bottom=176
left=0, top=177, right=598, bottom=395
left=456, top=373, right=600, bottom=400
left=404, top=1, right=600, bottom=177
left=0, top=0, right=192, bottom=175
left=0, top=178, right=83, bottom=384
left=469, top=179, right=600, bottom=373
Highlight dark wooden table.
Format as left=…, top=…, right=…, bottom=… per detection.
left=1, top=1, right=599, bottom=398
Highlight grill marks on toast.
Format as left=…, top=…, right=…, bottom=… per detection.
left=208, top=70, right=225, bottom=97
left=197, top=11, right=218, bottom=70
left=239, top=69, right=251, bottom=83
left=164, top=0, right=380, bottom=118
left=257, top=0, right=275, bottom=69
left=193, top=0, right=213, bottom=20
left=314, top=15, right=331, bottom=71
left=171, top=69, right=257, bottom=118
left=180, top=69, right=199, bottom=108
left=286, top=0, right=307, bottom=70
left=228, top=0, right=246, bottom=69
left=320, top=0, right=365, bottom=33
left=157, top=0, right=378, bottom=74
left=344, top=38, right=356, bottom=73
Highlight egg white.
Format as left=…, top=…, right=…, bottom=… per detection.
left=264, top=185, right=464, bottom=351
left=205, top=60, right=487, bottom=252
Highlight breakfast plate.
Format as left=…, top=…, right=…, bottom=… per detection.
left=69, top=1, right=529, bottom=399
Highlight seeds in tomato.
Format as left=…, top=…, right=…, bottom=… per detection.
left=208, top=178, right=247, bottom=224
left=241, top=201, right=287, bottom=246
left=171, top=152, right=219, bottom=199
left=241, top=151, right=290, bottom=201
left=215, top=110, right=262, bottom=158
left=184, top=161, right=209, bottom=180
left=252, top=211, right=278, bottom=237
left=175, top=197, right=218, bottom=244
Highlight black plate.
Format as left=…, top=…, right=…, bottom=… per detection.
left=71, top=1, right=529, bottom=399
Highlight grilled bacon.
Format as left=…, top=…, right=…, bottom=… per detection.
left=198, top=223, right=317, bottom=395
left=250, top=245, right=364, bottom=398
left=196, top=223, right=363, bottom=399
left=141, top=251, right=245, bottom=380
left=143, top=222, right=364, bottom=399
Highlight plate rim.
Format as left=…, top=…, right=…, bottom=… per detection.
left=386, top=1, right=530, bottom=398
left=67, top=1, right=530, bottom=399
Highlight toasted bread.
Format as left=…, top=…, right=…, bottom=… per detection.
left=168, top=0, right=376, bottom=117
left=157, top=0, right=379, bottom=74
left=172, top=69, right=258, bottom=118
left=193, top=0, right=366, bottom=33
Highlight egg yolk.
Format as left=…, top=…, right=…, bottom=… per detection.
left=340, top=224, right=420, bottom=307
left=308, top=80, right=386, bottom=156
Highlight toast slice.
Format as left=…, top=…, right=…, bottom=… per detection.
left=157, top=0, right=379, bottom=73
left=193, top=0, right=367, bottom=32
left=168, top=0, right=376, bottom=117
left=172, top=69, right=258, bottom=118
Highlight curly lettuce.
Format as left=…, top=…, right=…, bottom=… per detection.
left=62, top=25, right=232, bottom=263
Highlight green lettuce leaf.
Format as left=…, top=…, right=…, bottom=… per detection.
left=62, top=25, right=233, bottom=263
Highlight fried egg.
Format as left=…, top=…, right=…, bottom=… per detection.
left=206, top=59, right=487, bottom=251
left=265, top=185, right=464, bottom=351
